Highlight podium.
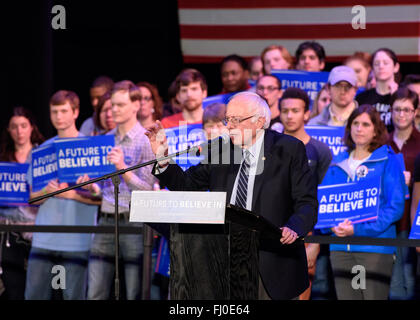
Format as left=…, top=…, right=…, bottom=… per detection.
left=130, top=192, right=282, bottom=300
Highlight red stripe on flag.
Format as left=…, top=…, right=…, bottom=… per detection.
left=183, top=55, right=420, bottom=64
left=178, top=0, right=420, bottom=9
left=180, top=22, right=420, bottom=39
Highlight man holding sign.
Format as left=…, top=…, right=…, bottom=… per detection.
left=25, top=91, right=100, bottom=300
left=78, top=81, right=157, bottom=300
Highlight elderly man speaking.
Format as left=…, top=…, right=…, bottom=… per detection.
left=146, top=91, right=318, bottom=300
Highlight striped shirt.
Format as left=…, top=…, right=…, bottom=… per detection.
left=100, top=122, right=157, bottom=214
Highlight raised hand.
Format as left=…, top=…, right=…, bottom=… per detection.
left=145, top=120, right=169, bottom=166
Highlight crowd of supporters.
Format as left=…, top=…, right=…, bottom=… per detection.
left=1, top=40, right=420, bottom=300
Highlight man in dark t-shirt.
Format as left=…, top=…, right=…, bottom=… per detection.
left=279, top=88, right=332, bottom=184
left=279, top=87, right=332, bottom=300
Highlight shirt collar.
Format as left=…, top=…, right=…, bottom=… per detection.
left=113, top=121, right=144, bottom=142
left=244, top=130, right=265, bottom=162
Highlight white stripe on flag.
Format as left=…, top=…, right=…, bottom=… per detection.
left=179, top=5, right=420, bottom=26
left=180, top=37, right=420, bottom=57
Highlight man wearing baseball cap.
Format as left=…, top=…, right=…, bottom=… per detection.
left=309, top=66, right=359, bottom=126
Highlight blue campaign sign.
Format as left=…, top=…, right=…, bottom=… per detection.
left=305, top=125, right=347, bottom=160
left=0, top=162, right=30, bottom=206
left=409, top=202, right=420, bottom=239
left=271, top=70, right=329, bottom=108
left=31, top=144, right=58, bottom=191
left=165, top=123, right=207, bottom=171
left=202, top=92, right=236, bottom=109
left=54, top=135, right=116, bottom=183
left=155, top=236, right=170, bottom=277
left=393, top=153, right=410, bottom=200
left=315, top=176, right=381, bottom=229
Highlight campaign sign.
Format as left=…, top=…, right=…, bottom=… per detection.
left=165, top=123, right=207, bottom=171
left=314, top=176, right=381, bottom=229
left=393, top=153, right=410, bottom=200
left=155, top=236, right=170, bottom=277
left=409, top=202, right=420, bottom=239
left=305, top=125, right=347, bottom=159
left=54, top=135, right=116, bottom=183
left=0, top=162, right=30, bottom=206
left=202, top=92, right=236, bottom=109
left=271, top=70, right=329, bottom=107
left=31, top=144, right=58, bottom=192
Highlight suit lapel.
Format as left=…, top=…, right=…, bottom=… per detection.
left=252, top=130, right=274, bottom=211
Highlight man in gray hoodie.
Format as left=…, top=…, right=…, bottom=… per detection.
left=308, top=66, right=358, bottom=127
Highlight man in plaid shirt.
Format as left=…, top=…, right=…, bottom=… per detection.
left=78, top=80, right=157, bottom=300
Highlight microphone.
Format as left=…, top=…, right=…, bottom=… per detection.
left=196, top=133, right=230, bottom=155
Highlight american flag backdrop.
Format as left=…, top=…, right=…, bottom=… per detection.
left=178, top=0, right=420, bottom=64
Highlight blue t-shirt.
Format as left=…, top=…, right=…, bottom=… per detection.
left=29, top=135, right=98, bottom=252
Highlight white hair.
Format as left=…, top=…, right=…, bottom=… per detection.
left=228, top=91, right=271, bottom=129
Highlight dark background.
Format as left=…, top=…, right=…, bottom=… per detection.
left=2, top=1, right=420, bottom=139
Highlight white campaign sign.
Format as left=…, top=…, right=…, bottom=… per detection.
left=129, top=191, right=227, bottom=224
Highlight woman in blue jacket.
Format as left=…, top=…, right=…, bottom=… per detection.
left=321, top=104, right=406, bottom=300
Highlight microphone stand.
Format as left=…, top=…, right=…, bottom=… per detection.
left=29, top=145, right=199, bottom=300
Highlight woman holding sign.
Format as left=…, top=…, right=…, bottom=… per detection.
left=0, top=107, right=44, bottom=299
left=321, top=104, right=406, bottom=300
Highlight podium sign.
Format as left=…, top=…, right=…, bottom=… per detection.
left=129, top=191, right=227, bottom=224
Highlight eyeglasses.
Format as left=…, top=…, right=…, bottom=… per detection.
left=392, top=107, right=415, bottom=115
left=332, top=83, right=354, bottom=92
left=256, top=85, right=279, bottom=93
left=222, top=114, right=256, bottom=126
left=139, top=96, right=152, bottom=102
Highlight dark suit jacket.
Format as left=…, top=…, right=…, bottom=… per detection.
left=154, top=129, right=318, bottom=299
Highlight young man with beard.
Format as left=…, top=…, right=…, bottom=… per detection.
left=161, top=69, right=207, bottom=129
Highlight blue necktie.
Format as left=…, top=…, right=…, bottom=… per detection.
left=235, top=150, right=251, bottom=209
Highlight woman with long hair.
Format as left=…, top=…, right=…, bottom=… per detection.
left=136, top=82, right=163, bottom=130
left=310, top=84, right=331, bottom=120
left=0, top=107, right=44, bottom=299
left=321, top=104, right=406, bottom=300
left=92, top=91, right=116, bottom=135
left=356, top=48, right=401, bottom=132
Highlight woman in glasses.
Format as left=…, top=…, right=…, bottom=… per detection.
left=387, top=87, right=420, bottom=300
left=136, top=82, right=163, bottom=130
